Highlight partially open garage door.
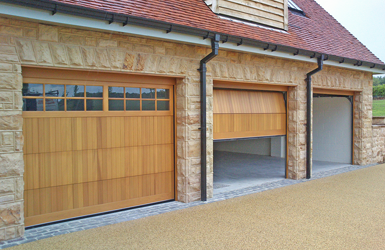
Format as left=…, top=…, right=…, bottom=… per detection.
left=213, top=89, right=286, bottom=140
left=22, top=68, right=174, bottom=226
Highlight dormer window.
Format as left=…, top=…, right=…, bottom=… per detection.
left=288, top=0, right=305, bottom=16
left=204, top=0, right=289, bottom=31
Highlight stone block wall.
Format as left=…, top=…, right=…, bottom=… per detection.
left=373, top=117, right=385, bottom=125
left=372, top=116, right=385, bottom=164
left=0, top=18, right=24, bottom=240
left=0, top=15, right=380, bottom=241
left=371, top=125, right=385, bottom=164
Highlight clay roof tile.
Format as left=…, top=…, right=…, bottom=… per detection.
left=51, top=0, right=383, bottom=64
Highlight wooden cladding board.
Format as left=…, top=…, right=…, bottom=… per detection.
left=22, top=69, right=175, bottom=226
left=313, top=88, right=354, bottom=96
left=208, top=0, right=287, bottom=30
left=22, top=67, right=176, bottom=86
left=214, top=89, right=286, bottom=140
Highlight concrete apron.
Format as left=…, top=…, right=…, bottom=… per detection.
left=0, top=159, right=375, bottom=249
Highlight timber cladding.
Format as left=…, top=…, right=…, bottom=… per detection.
left=22, top=68, right=175, bottom=226
left=208, top=0, right=288, bottom=30
left=213, top=88, right=286, bottom=140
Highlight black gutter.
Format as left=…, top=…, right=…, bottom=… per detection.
left=306, top=55, right=324, bottom=179
left=1, top=0, right=385, bottom=71
left=199, top=34, right=220, bottom=201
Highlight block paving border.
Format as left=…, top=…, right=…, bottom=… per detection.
left=0, top=163, right=378, bottom=249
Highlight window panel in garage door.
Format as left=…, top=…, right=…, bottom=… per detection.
left=22, top=68, right=174, bottom=226
left=214, top=89, right=286, bottom=140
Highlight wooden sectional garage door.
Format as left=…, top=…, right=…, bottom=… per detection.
left=22, top=68, right=175, bottom=226
left=214, top=88, right=286, bottom=140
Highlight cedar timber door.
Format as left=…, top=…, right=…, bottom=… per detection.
left=214, top=88, right=286, bottom=140
left=22, top=68, right=175, bottom=226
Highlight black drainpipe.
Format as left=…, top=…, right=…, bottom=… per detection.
left=306, top=54, right=324, bottom=179
left=199, top=34, right=220, bottom=201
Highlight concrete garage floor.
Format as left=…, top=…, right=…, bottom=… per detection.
left=214, top=151, right=352, bottom=194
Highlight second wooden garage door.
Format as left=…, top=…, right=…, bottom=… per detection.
left=22, top=68, right=175, bottom=226
left=214, top=88, right=286, bottom=140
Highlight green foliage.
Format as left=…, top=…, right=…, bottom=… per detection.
left=373, top=76, right=385, bottom=86
left=373, top=84, right=385, bottom=97
left=373, top=99, right=385, bottom=117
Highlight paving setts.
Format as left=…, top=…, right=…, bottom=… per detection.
left=0, top=163, right=377, bottom=249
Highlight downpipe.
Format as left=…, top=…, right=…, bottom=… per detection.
left=306, top=54, right=324, bottom=179
left=198, top=34, right=220, bottom=201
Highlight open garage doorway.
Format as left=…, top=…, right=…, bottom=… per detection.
left=214, top=136, right=286, bottom=194
left=312, top=91, right=353, bottom=174
left=212, top=85, right=287, bottom=194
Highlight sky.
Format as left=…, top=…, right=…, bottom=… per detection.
left=314, top=0, right=385, bottom=75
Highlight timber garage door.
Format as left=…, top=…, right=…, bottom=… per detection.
left=214, top=88, right=286, bottom=140
left=22, top=68, right=174, bottom=226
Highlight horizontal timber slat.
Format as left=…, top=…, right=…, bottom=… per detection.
left=216, top=0, right=286, bottom=29
left=23, top=145, right=174, bottom=190
left=22, top=67, right=175, bottom=86
left=214, top=81, right=289, bottom=92
left=214, top=89, right=286, bottom=114
left=214, top=113, right=286, bottom=139
left=23, top=116, right=174, bottom=154
left=25, top=179, right=174, bottom=227
left=214, top=88, right=286, bottom=139
left=313, top=88, right=354, bottom=96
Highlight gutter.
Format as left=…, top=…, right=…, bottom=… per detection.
left=199, top=34, right=220, bottom=201
left=1, top=0, right=384, bottom=73
left=306, top=55, right=324, bottom=179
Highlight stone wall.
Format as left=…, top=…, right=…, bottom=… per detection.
left=0, top=18, right=25, bottom=241
left=0, top=15, right=380, bottom=241
left=372, top=117, right=385, bottom=164
left=371, top=125, right=385, bottom=164
left=373, top=117, right=385, bottom=125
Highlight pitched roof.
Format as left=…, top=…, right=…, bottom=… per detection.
left=51, top=0, right=383, bottom=65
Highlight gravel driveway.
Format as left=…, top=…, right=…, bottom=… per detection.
left=11, top=164, right=385, bottom=250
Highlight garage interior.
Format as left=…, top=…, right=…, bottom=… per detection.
left=212, top=86, right=288, bottom=194
left=312, top=94, right=353, bottom=173
left=213, top=87, right=355, bottom=194
left=214, top=136, right=286, bottom=194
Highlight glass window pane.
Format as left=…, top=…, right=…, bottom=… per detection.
left=108, top=87, right=124, bottom=98
left=23, top=98, right=43, bottom=111
left=66, top=85, right=85, bottom=97
left=45, top=84, right=64, bottom=97
left=67, top=99, right=84, bottom=111
left=157, top=101, right=169, bottom=111
left=45, top=99, right=64, bottom=111
left=142, top=88, right=155, bottom=99
left=86, top=86, right=103, bottom=97
left=109, top=100, right=124, bottom=111
left=22, top=84, right=43, bottom=97
left=126, top=88, right=140, bottom=99
left=142, top=100, right=155, bottom=110
left=87, top=99, right=103, bottom=111
left=126, top=100, right=140, bottom=111
left=157, top=89, right=169, bottom=99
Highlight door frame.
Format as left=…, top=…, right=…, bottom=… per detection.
left=313, top=88, right=355, bottom=165
left=213, top=80, right=290, bottom=179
